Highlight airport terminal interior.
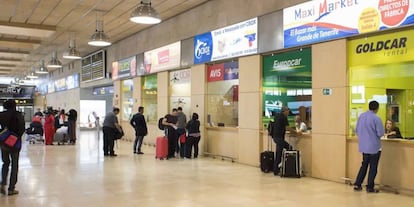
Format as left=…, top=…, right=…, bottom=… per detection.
left=1, top=130, right=414, bottom=207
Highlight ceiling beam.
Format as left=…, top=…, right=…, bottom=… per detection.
left=0, top=21, right=56, bottom=38
left=0, top=38, right=41, bottom=50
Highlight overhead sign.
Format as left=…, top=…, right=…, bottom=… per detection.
left=112, top=56, right=136, bottom=80
left=207, top=61, right=239, bottom=82
left=194, top=17, right=258, bottom=64
left=349, top=29, right=414, bottom=66
left=283, top=0, right=414, bottom=48
left=144, top=41, right=181, bottom=74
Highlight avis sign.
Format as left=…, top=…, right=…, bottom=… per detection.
left=207, top=61, right=238, bottom=82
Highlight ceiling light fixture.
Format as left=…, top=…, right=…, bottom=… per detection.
left=88, top=11, right=111, bottom=47
left=36, top=60, right=49, bottom=74
left=63, top=39, right=81, bottom=59
left=47, top=51, right=63, bottom=68
left=27, top=66, right=38, bottom=79
left=130, top=0, right=162, bottom=24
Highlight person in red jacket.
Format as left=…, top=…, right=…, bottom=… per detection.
left=44, top=108, right=55, bottom=145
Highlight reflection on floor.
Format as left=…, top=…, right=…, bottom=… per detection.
left=1, top=130, right=413, bottom=207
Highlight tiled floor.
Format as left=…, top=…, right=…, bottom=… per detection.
left=1, top=130, right=413, bottom=207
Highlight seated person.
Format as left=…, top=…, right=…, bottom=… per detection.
left=294, top=115, right=307, bottom=133
left=384, top=119, right=402, bottom=138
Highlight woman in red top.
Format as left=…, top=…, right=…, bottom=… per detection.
left=44, top=109, right=55, bottom=145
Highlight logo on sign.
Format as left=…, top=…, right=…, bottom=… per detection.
left=210, top=69, right=221, bottom=78
left=195, top=39, right=210, bottom=60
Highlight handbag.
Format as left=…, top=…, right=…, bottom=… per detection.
left=179, top=134, right=186, bottom=143
left=0, top=127, right=21, bottom=150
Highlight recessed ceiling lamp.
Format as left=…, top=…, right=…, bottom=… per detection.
left=63, top=39, right=81, bottom=59
left=36, top=60, right=49, bottom=74
left=47, top=51, right=62, bottom=68
left=130, top=0, right=162, bottom=24
left=88, top=11, right=111, bottom=47
left=27, top=66, right=38, bottom=79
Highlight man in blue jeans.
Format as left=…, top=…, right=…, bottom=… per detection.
left=354, top=100, right=384, bottom=193
left=130, top=106, right=148, bottom=154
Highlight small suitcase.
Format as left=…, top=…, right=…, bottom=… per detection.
left=260, top=134, right=274, bottom=173
left=155, top=136, right=168, bottom=160
left=281, top=149, right=301, bottom=178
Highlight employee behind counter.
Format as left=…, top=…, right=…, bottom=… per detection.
left=384, top=119, right=402, bottom=139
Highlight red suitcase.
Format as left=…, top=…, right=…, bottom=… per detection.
left=155, top=136, right=168, bottom=160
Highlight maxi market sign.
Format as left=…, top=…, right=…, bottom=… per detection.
left=284, top=0, right=414, bottom=48
left=194, top=17, right=258, bottom=64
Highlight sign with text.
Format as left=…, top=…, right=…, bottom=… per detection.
left=207, top=61, right=239, bottom=82
left=144, top=41, right=181, bottom=74
left=112, top=56, right=136, bottom=80
left=349, top=29, right=414, bottom=66
left=170, top=69, right=191, bottom=84
left=284, top=0, right=414, bottom=48
left=194, top=17, right=258, bottom=64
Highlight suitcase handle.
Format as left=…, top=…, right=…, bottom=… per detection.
left=267, top=135, right=272, bottom=151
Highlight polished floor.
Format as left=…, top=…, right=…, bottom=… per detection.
left=1, top=130, right=413, bottom=207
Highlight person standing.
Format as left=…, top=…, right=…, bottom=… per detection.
left=102, top=107, right=121, bottom=156
left=176, top=107, right=187, bottom=158
left=44, top=108, right=55, bottom=145
left=272, top=106, right=298, bottom=175
left=130, top=106, right=148, bottom=154
left=66, top=109, right=77, bottom=144
left=185, top=113, right=201, bottom=159
left=0, top=99, right=25, bottom=196
left=353, top=100, right=384, bottom=193
left=162, top=108, right=178, bottom=159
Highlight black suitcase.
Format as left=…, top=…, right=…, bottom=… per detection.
left=260, top=133, right=274, bottom=173
left=281, top=150, right=301, bottom=178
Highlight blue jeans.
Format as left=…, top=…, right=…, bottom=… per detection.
left=133, top=135, right=145, bottom=153
left=354, top=151, right=381, bottom=189
left=1, top=149, right=20, bottom=191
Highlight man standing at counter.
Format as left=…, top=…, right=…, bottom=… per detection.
left=354, top=100, right=384, bottom=193
left=272, top=106, right=298, bottom=175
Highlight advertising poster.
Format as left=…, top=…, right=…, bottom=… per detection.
left=194, top=17, right=258, bottom=64
left=284, top=0, right=414, bottom=48
left=144, top=41, right=181, bottom=74
left=170, top=69, right=191, bottom=84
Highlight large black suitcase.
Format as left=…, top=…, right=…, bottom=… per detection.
left=260, top=132, right=274, bottom=173
left=260, top=151, right=274, bottom=173
left=281, top=150, right=301, bottom=178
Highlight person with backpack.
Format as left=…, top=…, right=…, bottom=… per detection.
left=162, top=108, right=178, bottom=159
left=130, top=106, right=148, bottom=154
left=0, top=99, right=25, bottom=196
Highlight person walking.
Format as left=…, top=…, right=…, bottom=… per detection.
left=185, top=113, right=201, bottom=159
left=130, top=106, right=148, bottom=154
left=0, top=99, right=25, bottom=196
left=102, top=107, right=121, bottom=156
left=353, top=100, right=384, bottom=193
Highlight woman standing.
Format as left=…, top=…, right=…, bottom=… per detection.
left=44, top=108, right=55, bottom=145
left=185, top=113, right=201, bottom=159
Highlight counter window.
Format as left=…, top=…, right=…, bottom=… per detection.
left=206, top=61, right=239, bottom=127
left=121, top=79, right=133, bottom=121
left=142, top=74, right=158, bottom=124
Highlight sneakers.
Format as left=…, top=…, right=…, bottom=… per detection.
left=8, top=189, right=19, bottom=196
left=366, top=188, right=380, bottom=193
left=353, top=185, right=362, bottom=191
left=137, top=152, right=144, bottom=155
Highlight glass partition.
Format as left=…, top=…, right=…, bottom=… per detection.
left=262, top=48, right=312, bottom=130
left=142, top=74, right=158, bottom=124
left=121, top=79, right=133, bottom=121
left=170, top=69, right=191, bottom=119
left=206, top=61, right=239, bottom=127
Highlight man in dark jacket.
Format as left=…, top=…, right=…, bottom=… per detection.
left=130, top=106, right=148, bottom=154
left=0, top=99, right=25, bottom=196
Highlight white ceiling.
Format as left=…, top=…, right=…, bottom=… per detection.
left=0, top=0, right=209, bottom=79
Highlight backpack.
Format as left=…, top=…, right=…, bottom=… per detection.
left=267, top=120, right=275, bottom=137
left=158, top=117, right=165, bottom=130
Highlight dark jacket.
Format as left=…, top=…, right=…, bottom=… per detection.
left=0, top=110, right=26, bottom=140
left=186, top=119, right=200, bottom=137
left=273, top=112, right=289, bottom=140
left=130, top=112, right=148, bottom=136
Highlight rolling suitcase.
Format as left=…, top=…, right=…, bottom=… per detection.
left=260, top=134, right=274, bottom=173
left=155, top=136, right=168, bottom=160
left=280, top=149, right=301, bottom=178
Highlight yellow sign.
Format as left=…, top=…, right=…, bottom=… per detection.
left=349, top=29, right=414, bottom=67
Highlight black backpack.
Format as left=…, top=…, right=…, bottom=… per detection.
left=267, top=120, right=275, bottom=137
left=158, top=118, right=165, bottom=130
